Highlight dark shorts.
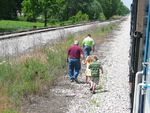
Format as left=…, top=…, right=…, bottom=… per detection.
left=92, top=77, right=99, bottom=85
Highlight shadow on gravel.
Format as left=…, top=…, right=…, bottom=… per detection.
left=96, top=89, right=110, bottom=94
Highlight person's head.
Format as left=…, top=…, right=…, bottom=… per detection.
left=74, top=40, right=79, bottom=45
left=86, top=55, right=93, bottom=63
left=93, top=56, right=98, bottom=61
left=88, top=34, right=91, bottom=37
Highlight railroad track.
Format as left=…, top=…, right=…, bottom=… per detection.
left=0, top=21, right=101, bottom=40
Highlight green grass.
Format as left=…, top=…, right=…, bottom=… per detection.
left=0, top=19, right=118, bottom=34
left=0, top=20, right=44, bottom=33
left=0, top=35, right=74, bottom=112
left=0, top=19, right=85, bottom=33
left=90, top=100, right=101, bottom=107
left=2, top=109, right=19, bottom=113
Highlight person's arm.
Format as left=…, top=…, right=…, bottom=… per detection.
left=80, top=54, right=84, bottom=60
left=80, top=48, right=85, bottom=63
left=92, top=39, right=95, bottom=52
left=100, top=67, right=103, bottom=74
left=67, top=49, right=70, bottom=62
left=82, top=39, right=85, bottom=48
left=92, top=45, right=95, bottom=52
left=67, top=54, right=69, bottom=62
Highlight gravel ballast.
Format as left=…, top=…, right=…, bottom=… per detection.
left=22, top=16, right=131, bottom=113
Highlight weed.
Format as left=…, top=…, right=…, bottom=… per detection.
left=90, top=99, right=101, bottom=107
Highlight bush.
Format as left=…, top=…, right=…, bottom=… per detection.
left=99, top=13, right=106, bottom=21
left=69, top=11, right=89, bottom=23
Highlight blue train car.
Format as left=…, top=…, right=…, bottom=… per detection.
left=130, top=0, right=150, bottom=113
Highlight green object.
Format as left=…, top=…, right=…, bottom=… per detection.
left=82, top=37, right=95, bottom=46
left=89, top=61, right=102, bottom=77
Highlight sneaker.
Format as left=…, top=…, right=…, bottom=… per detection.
left=70, top=78, right=74, bottom=82
left=90, top=88, right=92, bottom=91
left=74, top=78, right=79, bottom=83
left=92, top=91, right=96, bottom=94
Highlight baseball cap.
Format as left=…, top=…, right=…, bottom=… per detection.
left=74, top=40, right=79, bottom=45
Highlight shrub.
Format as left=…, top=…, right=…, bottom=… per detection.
left=99, top=13, right=106, bottom=21
left=69, top=11, right=89, bottom=23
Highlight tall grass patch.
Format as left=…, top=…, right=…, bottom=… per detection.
left=0, top=37, right=73, bottom=112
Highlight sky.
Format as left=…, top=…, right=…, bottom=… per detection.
left=121, top=0, right=132, bottom=9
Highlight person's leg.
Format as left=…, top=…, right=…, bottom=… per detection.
left=87, top=46, right=92, bottom=56
left=89, top=80, right=93, bottom=90
left=84, top=46, right=88, bottom=58
left=92, top=83, right=96, bottom=94
left=68, top=59, right=75, bottom=80
left=86, top=76, right=88, bottom=83
left=92, top=78, right=97, bottom=94
left=74, top=59, right=81, bottom=80
left=84, top=46, right=92, bottom=58
left=87, top=76, right=91, bottom=83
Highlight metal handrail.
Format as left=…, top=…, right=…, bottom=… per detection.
left=133, top=83, right=150, bottom=113
left=133, top=71, right=144, bottom=113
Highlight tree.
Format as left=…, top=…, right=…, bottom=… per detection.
left=116, top=1, right=130, bottom=15
left=22, top=0, right=41, bottom=22
left=39, top=0, right=62, bottom=27
left=0, top=0, right=17, bottom=19
left=98, top=0, right=129, bottom=19
left=16, top=0, right=24, bottom=15
left=87, top=0, right=103, bottom=20
left=62, top=0, right=104, bottom=21
left=69, top=11, right=89, bottom=23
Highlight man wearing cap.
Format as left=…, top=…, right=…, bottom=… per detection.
left=67, top=40, right=84, bottom=83
left=82, top=34, right=95, bottom=58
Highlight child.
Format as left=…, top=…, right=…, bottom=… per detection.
left=83, top=55, right=93, bottom=83
left=89, top=56, right=103, bottom=94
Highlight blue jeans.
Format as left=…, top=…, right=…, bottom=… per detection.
left=68, top=58, right=81, bottom=79
left=84, top=46, right=92, bottom=58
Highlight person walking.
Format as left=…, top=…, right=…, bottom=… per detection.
left=67, top=40, right=84, bottom=83
left=82, top=34, right=95, bottom=58
left=82, top=55, right=93, bottom=83
left=89, top=56, right=103, bottom=94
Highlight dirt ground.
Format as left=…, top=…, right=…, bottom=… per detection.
left=21, top=16, right=131, bottom=113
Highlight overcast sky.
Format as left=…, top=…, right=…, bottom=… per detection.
left=121, top=0, right=132, bottom=9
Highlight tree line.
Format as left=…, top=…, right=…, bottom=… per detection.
left=0, top=0, right=130, bottom=26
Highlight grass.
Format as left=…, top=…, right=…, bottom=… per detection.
left=0, top=22, right=119, bottom=113
left=0, top=39, right=72, bottom=112
left=90, top=99, right=101, bottom=107
left=0, top=19, right=86, bottom=33
left=0, top=18, right=117, bottom=33
left=0, top=20, right=45, bottom=33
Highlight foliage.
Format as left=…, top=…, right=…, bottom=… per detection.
left=0, top=20, right=44, bottom=33
left=97, top=0, right=129, bottom=19
left=87, top=0, right=103, bottom=20
left=0, top=0, right=17, bottom=19
left=90, top=100, right=101, bottom=107
left=61, top=0, right=104, bottom=21
left=0, top=0, right=129, bottom=29
left=22, top=0, right=41, bottom=22
left=99, top=13, right=106, bottom=21
left=0, top=36, right=72, bottom=111
left=2, top=109, right=18, bottom=113
left=38, top=0, right=62, bottom=26
left=69, top=11, right=89, bottom=23
left=116, top=1, right=130, bottom=15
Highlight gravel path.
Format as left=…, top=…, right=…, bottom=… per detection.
left=66, top=16, right=130, bottom=113
left=22, top=16, right=131, bottom=113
